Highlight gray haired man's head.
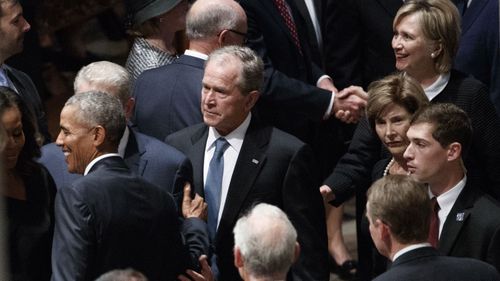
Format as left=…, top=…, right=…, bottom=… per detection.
left=233, top=203, right=299, bottom=280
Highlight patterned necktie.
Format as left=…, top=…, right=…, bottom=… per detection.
left=428, top=197, right=440, bottom=247
left=274, top=0, right=303, bottom=55
left=205, top=138, right=230, bottom=240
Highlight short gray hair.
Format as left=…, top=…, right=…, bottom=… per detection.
left=186, top=0, right=242, bottom=40
left=233, top=203, right=297, bottom=278
left=74, top=61, right=132, bottom=106
left=64, top=91, right=126, bottom=145
left=95, top=268, right=148, bottom=281
left=206, top=46, right=263, bottom=95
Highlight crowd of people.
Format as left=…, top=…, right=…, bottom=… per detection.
left=1, top=0, right=499, bottom=280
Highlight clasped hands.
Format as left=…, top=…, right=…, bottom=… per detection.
left=318, top=79, right=368, bottom=124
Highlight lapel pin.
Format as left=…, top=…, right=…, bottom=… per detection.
left=252, top=159, right=259, bottom=164
left=456, top=212, right=465, bottom=221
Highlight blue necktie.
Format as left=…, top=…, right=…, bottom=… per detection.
left=205, top=138, right=229, bottom=239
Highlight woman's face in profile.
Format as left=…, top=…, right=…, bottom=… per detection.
left=392, top=13, right=436, bottom=77
left=375, top=103, right=411, bottom=157
left=1, top=106, right=25, bottom=170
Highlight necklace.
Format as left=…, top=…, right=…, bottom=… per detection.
left=383, top=158, right=395, bottom=177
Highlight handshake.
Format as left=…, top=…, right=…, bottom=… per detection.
left=318, top=78, right=368, bottom=124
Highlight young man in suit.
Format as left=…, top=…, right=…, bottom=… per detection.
left=39, top=61, right=192, bottom=205
left=404, top=103, right=500, bottom=271
left=366, top=175, right=500, bottom=281
left=166, top=46, right=328, bottom=281
left=51, top=92, right=209, bottom=281
left=133, top=0, right=247, bottom=140
left=0, top=0, right=50, bottom=141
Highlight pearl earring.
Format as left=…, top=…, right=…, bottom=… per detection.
left=431, top=53, right=436, bottom=58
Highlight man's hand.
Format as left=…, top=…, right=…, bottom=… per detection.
left=182, top=182, right=208, bottom=220
left=178, top=255, right=214, bottom=281
left=332, top=86, right=368, bottom=123
left=319, top=185, right=336, bottom=203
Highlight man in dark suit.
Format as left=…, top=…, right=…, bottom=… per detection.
left=237, top=0, right=366, bottom=155
left=39, top=61, right=191, bottom=203
left=404, top=103, right=500, bottom=271
left=133, top=0, right=248, bottom=140
left=51, top=91, right=209, bottom=281
left=166, top=46, right=329, bottom=281
left=366, top=175, right=500, bottom=281
left=0, top=0, right=50, bottom=142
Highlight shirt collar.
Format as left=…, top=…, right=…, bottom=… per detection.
left=84, top=153, right=122, bottom=175
left=429, top=175, right=467, bottom=214
left=392, top=242, right=431, bottom=261
left=424, top=72, right=450, bottom=101
left=117, top=126, right=130, bottom=157
left=185, top=49, right=208, bottom=60
left=206, top=113, right=251, bottom=154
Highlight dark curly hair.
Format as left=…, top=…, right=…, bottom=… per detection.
left=0, top=86, right=42, bottom=175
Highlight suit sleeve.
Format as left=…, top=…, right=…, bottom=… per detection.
left=283, top=144, right=329, bottom=281
left=323, top=117, right=382, bottom=205
left=486, top=225, right=500, bottom=272
left=240, top=0, right=332, bottom=121
left=324, top=0, right=363, bottom=89
left=51, top=186, right=94, bottom=281
left=181, top=217, right=210, bottom=271
left=172, top=156, right=194, bottom=211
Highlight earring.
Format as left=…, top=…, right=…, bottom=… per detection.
left=431, top=52, right=436, bottom=58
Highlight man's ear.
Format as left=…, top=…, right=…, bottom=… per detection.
left=293, top=242, right=301, bottom=263
left=124, top=97, right=135, bottom=120
left=234, top=247, right=244, bottom=268
left=92, top=125, right=106, bottom=147
left=244, top=91, right=260, bottom=111
left=447, top=142, right=462, bottom=161
left=218, top=29, right=229, bottom=47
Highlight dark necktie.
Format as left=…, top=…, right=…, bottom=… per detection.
left=428, top=197, right=440, bottom=247
left=274, top=0, right=303, bottom=55
left=454, top=0, right=467, bottom=16
left=205, top=138, right=230, bottom=240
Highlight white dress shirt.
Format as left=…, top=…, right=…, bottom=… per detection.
left=203, top=113, right=252, bottom=228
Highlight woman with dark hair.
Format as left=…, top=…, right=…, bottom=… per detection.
left=0, top=86, right=56, bottom=281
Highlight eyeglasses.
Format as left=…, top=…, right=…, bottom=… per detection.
left=218, top=29, right=248, bottom=44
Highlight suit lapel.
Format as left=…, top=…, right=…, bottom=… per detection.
left=189, top=126, right=209, bottom=196
left=460, top=0, right=488, bottom=34
left=438, top=181, right=475, bottom=254
left=216, top=119, right=270, bottom=240
left=124, top=129, right=147, bottom=176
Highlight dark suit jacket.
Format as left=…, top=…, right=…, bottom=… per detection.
left=4, top=64, right=51, bottom=142
left=51, top=156, right=208, bottom=281
left=133, top=54, right=204, bottom=140
left=454, top=0, right=500, bottom=115
left=438, top=179, right=500, bottom=272
left=373, top=247, right=500, bottom=281
left=325, top=70, right=500, bottom=204
left=324, top=0, right=401, bottom=89
left=39, top=127, right=191, bottom=203
left=166, top=117, right=329, bottom=281
left=294, top=0, right=325, bottom=67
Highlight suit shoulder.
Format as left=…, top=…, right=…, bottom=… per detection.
left=270, top=127, right=308, bottom=150
left=134, top=130, right=187, bottom=160
left=165, top=124, right=206, bottom=144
